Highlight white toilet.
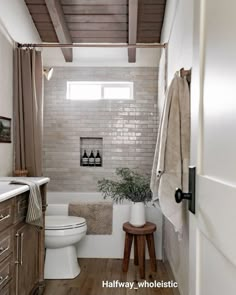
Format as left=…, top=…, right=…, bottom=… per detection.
left=44, top=215, right=87, bottom=279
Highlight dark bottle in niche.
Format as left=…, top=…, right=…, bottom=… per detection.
left=95, top=150, right=102, bottom=167
left=89, top=150, right=95, bottom=166
left=82, top=150, right=89, bottom=166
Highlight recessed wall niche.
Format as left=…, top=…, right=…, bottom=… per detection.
left=80, top=137, right=103, bottom=167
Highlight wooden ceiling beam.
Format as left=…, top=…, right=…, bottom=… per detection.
left=45, top=0, right=73, bottom=62
left=61, top=0, right=127, bottom=4
left=128, top=0, right=138, bottom=63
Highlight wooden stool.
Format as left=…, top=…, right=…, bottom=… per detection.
left=122, top=222, right=157, bottom=279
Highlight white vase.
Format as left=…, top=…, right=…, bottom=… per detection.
left=129, top=202, right=146, bottom=227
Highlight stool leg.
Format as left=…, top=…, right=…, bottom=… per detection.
left=137, top=235, right=145, bottom=279
left=122, top=233, right=133, bottom=272
left=134, top=235, right=138, bottom=265
left=146, top=233, right=157, bottom=272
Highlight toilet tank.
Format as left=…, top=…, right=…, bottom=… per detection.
left=46, top=204, right=69, bottom=216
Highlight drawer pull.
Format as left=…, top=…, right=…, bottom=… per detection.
left=0, top=214, right=10, bottom=222
left=0, top=275, right=9, bottom=286
left=0, top=246, right=9, bottom=256
left=20, top=233, right=24, bottom=266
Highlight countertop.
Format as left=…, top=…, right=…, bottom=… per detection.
left=0, top=177, right=50, bottom=203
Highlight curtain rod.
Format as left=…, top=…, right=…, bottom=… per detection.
left=17, top=42, right=166, bottom=49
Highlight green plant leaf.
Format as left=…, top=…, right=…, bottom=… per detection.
left=97, top=168, right=152, bottom=203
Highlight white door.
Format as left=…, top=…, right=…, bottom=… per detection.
left=189, top=0, right=236, bottom=294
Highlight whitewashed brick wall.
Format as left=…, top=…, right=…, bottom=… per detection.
left=43, top=67, right=158, bottom=191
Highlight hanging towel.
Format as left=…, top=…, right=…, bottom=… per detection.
left=10, top=179, right=43, bottom=228
left=150, top=48, right=167, bottom=199
left=151, top=73, right=190, bottom=233
left=158, top=48, right=167, bottom=112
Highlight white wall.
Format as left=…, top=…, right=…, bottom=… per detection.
left=0, top=0, right=40, bottom=43
left=43, top=47, right=161, bottom=67
left=0, top=23, right=14, bottom=176
left=160, top=1, right=194, bottom=295
left=162, top=0, right=193, bottom=82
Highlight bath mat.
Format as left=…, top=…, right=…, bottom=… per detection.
left=68, top=202, right=113, bottom=235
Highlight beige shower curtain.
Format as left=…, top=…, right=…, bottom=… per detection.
left=14, top=48, right=43, bottom=176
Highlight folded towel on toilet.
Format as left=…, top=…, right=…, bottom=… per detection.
left=69, top=202, right=113, bottom=235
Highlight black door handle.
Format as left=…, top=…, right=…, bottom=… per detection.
left=174, top=167, right=196, bottom=214
left=175, top=188, right=192, bottom=203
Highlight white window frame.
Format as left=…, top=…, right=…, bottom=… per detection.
left=66, top=81, right=134, bottom=101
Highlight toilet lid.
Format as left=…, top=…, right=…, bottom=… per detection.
left=45, top=216, right=86, bottom=230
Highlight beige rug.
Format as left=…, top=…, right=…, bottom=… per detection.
left=68, top=202, right=113, bottom=235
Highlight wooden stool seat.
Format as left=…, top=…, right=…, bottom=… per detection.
left=122, top=222, right=157, bottom=279
left=123, top=222, right=156, bottom=235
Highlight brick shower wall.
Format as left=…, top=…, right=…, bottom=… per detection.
left=43, top=67, right=158, bottom=191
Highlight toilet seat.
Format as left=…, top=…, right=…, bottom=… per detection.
left=45, top=216, right=86, bottom=230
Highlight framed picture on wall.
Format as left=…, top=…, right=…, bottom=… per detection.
left=0, top=116, right=11, bottom=143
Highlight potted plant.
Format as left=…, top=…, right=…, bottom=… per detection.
left=98, top=168, right=152, bottom=227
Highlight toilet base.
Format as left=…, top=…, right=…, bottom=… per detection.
left=44, top=245, right=80, bottom=279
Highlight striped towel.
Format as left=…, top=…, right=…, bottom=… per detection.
left=10, top=179, right=43, bottom=228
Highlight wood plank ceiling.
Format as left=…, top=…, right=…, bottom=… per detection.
left=24, top=0, right=166, bottom=62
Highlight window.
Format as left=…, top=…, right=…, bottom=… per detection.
left=67, top=81, right=133, bottom=101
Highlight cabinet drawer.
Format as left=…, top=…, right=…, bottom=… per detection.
left=0, top=255, right=12, bottom=291
left=14, top=193, right=29, bottom=223
left=1, top=280, right=12, bottom=295
left=0, top=200, right=14, bottom=233
left=0, top=231, right=13, bottom=264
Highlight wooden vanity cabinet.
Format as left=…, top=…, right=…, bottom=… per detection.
left=14, top=223, right=39, bottom=295
left=0, top=184, right=47, bottom=295
left=1, top=280, right=13, bottom=295
left=0, top=199, right=14, bottom=293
